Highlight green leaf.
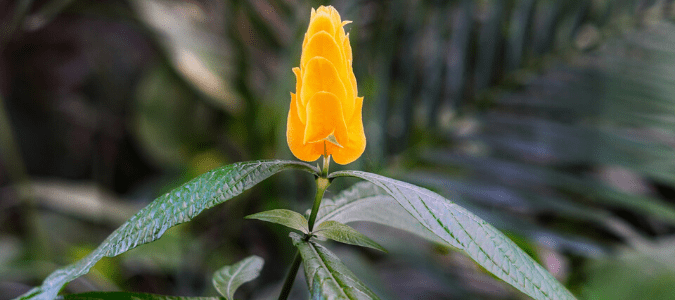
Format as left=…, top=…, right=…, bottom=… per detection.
left=329, top=171, right=576, bottom=300
left=289, top=233, right=380, bottom=300
left=315, top=181, right=444, bottom=245
left=314, top=221, right=386, bottom=252
left=61, top=291, right=221, bottom=300
left=212, top=255, right=264, bottom=300
left=245, top=209, right=309, bottom=233
left=17, top=160, right=318, bottom=300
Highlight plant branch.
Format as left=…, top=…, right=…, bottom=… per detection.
left=308, top=156, right=330, bottom=232
left=278, top=155, right=331, bottom=299
left=277, top=251, right=302, bottom=300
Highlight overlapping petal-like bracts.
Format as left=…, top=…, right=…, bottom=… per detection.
left=287, top=6, right=365, bottom=165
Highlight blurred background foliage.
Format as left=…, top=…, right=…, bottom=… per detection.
left=2, top=0, right=675, bottom=299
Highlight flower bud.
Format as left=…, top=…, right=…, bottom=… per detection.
left=287, top=6, right=365, bottom=165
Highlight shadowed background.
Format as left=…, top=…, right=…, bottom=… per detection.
left=2, top=0, right=675, bottom=299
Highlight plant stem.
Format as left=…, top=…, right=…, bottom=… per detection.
left=277, top=154, right=331, bottom=300
left=322, top=142, right=330, bottom=178
left=277, top=252, right=302, bottom=300
left=308, top=155, right=330, bottom=232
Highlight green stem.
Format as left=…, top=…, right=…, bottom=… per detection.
left=308, top=155, right=330, bottom=232
left=277, top=252, right=302, bottom=300
left=307, top=177, right=329, bottom=232
left=323, top=142, right=330, bottom=176
left=277, top=154, right=331, bottom=300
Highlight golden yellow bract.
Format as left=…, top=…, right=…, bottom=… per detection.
left=287, top=5, right=365, bottom=165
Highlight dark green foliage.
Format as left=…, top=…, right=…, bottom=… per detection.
left=3, top=0, right=675, bottom=299
left=62, top=291, right=222, bottom=300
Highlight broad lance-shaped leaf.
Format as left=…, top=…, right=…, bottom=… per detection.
left=17, top=160, right=318, bottom=300
left=329, top=171, right=576, bottom=300
left=290, top=233, right=380, bottom=300
left=314, top=181, right=444, bottom=244
left=321, top=180, right=605, bottom=259
left=314, top=221, right=386, bottom=252
left=246, top=209, right=309, bottom=233
left=62, top=291, right=221, bottom=300
left=212, top=255, right=264, bottom=300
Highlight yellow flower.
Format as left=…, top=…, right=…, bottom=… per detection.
left=287, top=5, right=365, bottom=165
